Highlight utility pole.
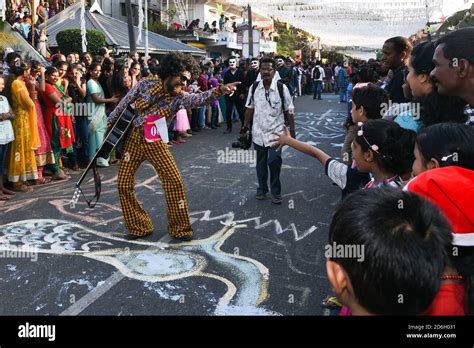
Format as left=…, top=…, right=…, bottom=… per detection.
left=125, top=0, right=136, bottom=52
left=425, top=0, right=432, bottom=41
left=145, top=0, right=149, bottom=58
left=248, top=4, right=253, bottom=57
left=31, top=0, right=35, bottom=48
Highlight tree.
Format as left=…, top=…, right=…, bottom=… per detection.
left=56, top=28, right=107, bottom=56
left=273, top=19, right=313, bottom=60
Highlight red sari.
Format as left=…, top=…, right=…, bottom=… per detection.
left=41, top=82, right=75, bottom=150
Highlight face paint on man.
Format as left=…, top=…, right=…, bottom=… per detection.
left=165, top=73, right=188, bottom=95
left=251, top=60, right=259, bottom=69
left=277, top=58, right=284, bottom=66
left=229, top=59, right=237, bottom=69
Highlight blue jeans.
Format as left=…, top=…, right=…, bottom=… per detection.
left=313, top=80, right=322, bottom=99
left=198, top=106, right=206, bottom=128
left=168, top=119, right=175, bottom=141
left=254, top=142, right=282, bottom=197
left=69, top=116, right=89, bottom=163
left=0, top=143, right=8, bottom=177
left=339, top=88, right=346, bottom=102
left=210, top=104, right=219, bottom=127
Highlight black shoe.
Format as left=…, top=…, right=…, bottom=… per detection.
left=122, top=233, right=152, bottom=240
left=256, top=193, right=267, bottom=200
left=272, top=196, right=283, bottom=204
left=211, top=126, right=218, bottom=129
left=224, top=128, right=232, bottom=134
left=191, top=128, right=201, bottom=132
left=187, top=129, right=193, bottom=134
left=173, top=234, right=193, bottom=241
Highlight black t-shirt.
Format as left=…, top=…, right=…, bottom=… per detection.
left=67, top=81, right=85, bottom=104
left=324, top=158, right=371, bottom=198
left=223, top=68, right=245, bottom=100
left=244, top=69, right=259, bottom=90
left=386, top=65, right=409, bottom=104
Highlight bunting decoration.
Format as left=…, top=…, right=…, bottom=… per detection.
left=217, top=3, right=223, bottom=16
left=226, top=0, right=470, bottom=47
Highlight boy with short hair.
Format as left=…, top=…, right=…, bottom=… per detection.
left=326, top=188, right=452, bottom=315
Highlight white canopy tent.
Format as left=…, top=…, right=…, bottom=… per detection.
left=229, top=0, right=473, bottom=48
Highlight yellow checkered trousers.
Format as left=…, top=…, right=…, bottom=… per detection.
left=117, top=127, right=192, bottom=238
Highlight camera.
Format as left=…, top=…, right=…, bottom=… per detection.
left=232, top=130, right=252, bottom=150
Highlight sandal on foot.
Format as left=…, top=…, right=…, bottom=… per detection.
left=12, top=184, right=33, bottom=193
left=0, top=194, right=10, bottom=201
left=52, top=170, right=69, bottom=181
left=36, top=177, right=52, bottom=185
left=1, top=188, right=15, bottom=195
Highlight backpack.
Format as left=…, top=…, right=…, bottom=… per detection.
left=312, top=67, right=321, bottom=80
left=250, top=80, right=289, bottom=125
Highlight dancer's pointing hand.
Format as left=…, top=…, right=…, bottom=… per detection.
left=220, top=82, right=241, bottom=96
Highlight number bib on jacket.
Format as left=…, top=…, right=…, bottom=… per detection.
left=144, top=113, right=162, bottom=143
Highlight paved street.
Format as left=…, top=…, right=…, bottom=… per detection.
left=0, top=93, right=347, bottom=316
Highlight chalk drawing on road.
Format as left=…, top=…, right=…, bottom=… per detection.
left=0, top=218, right=274, bottom=315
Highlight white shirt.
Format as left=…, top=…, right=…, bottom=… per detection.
left=311, top=66, right=325, bottom=81
left=246, top=78, right=294, bottom=147
left=0, top=96, right=14, bottom=145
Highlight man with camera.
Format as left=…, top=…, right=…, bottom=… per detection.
left=242, top=57, right=295, bottom=205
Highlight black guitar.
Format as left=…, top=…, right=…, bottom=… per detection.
left=70, top=106, right=137, bottom=208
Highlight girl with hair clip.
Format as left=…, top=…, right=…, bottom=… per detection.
left=275, top=119, right=416, bottom=313
left=406, top=123, right=474, bottom=315
left=274, top=119, right=416, bottom=197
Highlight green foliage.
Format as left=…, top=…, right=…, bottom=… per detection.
left=56, top=28, right=106, bottom=56
left=273, top=19, right=312, bottom=59
left=437, top=5, right=473, bottom=33
left=321, top=50, right=348, bottom=64
left=149, top=20, right=171, bottom=35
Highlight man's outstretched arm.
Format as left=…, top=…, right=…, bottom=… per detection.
left=171, top=82, right=240, bottom=114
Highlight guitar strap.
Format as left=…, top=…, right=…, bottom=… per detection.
left=74, top=165, right=101, bottom=208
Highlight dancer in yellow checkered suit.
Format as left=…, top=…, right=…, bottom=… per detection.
left=108, top=53, right=239, bottom=241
